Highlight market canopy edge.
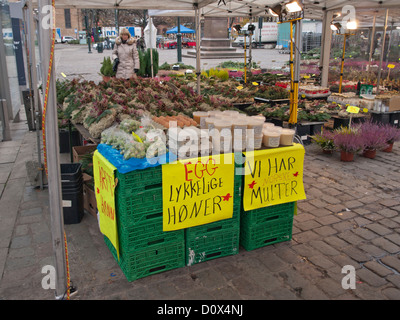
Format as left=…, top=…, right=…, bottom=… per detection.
left=21, top=0, right=400, bottom=20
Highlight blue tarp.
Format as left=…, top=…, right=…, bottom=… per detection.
left=97, top=143, right=177, bottom=174
left=166, top=25, right=195, bottom=34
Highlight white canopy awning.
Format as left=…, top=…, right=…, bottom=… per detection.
left=20, top=0, right=400, bottom=22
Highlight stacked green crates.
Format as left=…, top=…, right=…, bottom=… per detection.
left=240, top=202, right=296, bottom=251
left=185, top=153, right=244, bottom=266
left=105, top=166, right=185, bottom=282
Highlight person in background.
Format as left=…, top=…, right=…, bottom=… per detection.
left=112, top=28, right=140, bottom=79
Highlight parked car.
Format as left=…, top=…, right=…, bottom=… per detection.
left=61, top=36, right=76, bottom=43
left=182, top=37, right=196, bottom=48
left=164, top=40, right=177, bottom=49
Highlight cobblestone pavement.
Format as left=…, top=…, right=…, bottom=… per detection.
left=0, top=45, right=399, bottom=300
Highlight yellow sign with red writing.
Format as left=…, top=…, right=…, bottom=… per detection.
left=162, top=154, right=235, bottom=231
left=243, top=144, right=306, bottom=211
left=93, top=151, right=119, bottom=259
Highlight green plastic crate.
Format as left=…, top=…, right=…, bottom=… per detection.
left=116, top=187, right=163, bottom=226
left=117, top=214, right=184, bottom=253
left=105, top=236, right=185, bottom=282
left=241, top=202, right=296, bottom=227
left=240, top=203, right=295, bottom=251
left=116, top=166, right=162, bottom=195
left=186, top=225, right=240, bottom=266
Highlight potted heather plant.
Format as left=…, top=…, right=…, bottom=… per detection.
left=311, top=129, right=335, bottom=154
left=333, top=126, right=364, bottom=162
left=359, top=121, right=389, bottom=159
left=380, top=123, right=400, bottom=153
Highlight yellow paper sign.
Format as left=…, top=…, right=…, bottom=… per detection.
left=237, top=86, right=244, bottom=90
left=162, top=154, right=235, bottom=231
left=252, top=82, right=259, bottom=86
left=363, top=108, right=369, bottom=113
left=243, top=144, right=306, bottom=211
left=93, top=151, right=119, bottom=259
left=388, top=64, right=395, bottom=69
left=304, top=75, right=310, bottom=79
left=346, top=106, right=360, bottom=114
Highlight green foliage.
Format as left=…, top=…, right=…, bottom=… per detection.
left=138, top=49, right=159, bottom=77
left=218, top=60, right=260, bottom=69
left=202, top=68, right=229, bottom=81
left=159, top=62, right=171, bottom=70
left=100, top=57, right=115, bottom=77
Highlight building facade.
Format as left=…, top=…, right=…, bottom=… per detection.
left=55, top=8, right=81, bottom=39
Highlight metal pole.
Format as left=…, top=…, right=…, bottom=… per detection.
left=0, top=99, right=11, bottom=141
left=244, top=34, right=247, bottom=84
left=320, top=10, right=333, bottom=87
left=177, top=17, right=182, bottom=63
left=150, top=17, right=154, bottom=78
left=26, top=0, right=44, bottom=190
left=292, top=18, right=302, bottom=125
left=368, top=15, right=376, bottom=67
left=376, top=9, right=389, bottom=94
left=195, top=7, right=201, bottom=94
left=38, top=0, right=68, bottom=299
left=339, top=34, right=348, bottom=94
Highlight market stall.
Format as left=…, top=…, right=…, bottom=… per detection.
left=29, top=0, right=400, bottom=296
left=90, top=108, right=307, bottom=281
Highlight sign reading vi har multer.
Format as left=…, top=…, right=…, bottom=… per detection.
left=162, top=154, right=235, bottom=231
left=243, top=144, right=306, bottom=211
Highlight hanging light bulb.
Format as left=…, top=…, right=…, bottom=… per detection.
left=346, top=20, right=357, bottom=30
left=330, top=22, right=342, bottom=31
left=268, top=4, right=282, bottom=17
left=285, top=1, right=303, bottom=13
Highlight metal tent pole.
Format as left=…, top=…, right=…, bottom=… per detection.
left=26, top=0, right=44, bottom=190
left=320, top=10, right=333, bottom=87
left=339, top=33, right=348, bottom=94
left=150, top=17, right=154, bottom=78
left=376, top=8, right=389, bottom=94
left=195, top=6, right=201, bottom=95
left=368, top=14, right=376, bottom=68
left=293, top=18, right=302, bottom=125
left=38, top=0, right=68, bottom=299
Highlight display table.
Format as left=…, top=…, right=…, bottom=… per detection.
left=94, top=145, right=306, bottom=282
left=370, top=111, right=400, bottom=128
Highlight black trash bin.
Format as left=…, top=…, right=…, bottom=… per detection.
left=97, top=42, right=104, bottom=53
left=61, top=163, right=84, bottom=224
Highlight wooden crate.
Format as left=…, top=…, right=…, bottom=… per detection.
left=83, top=183, right=97, bottom=218
left=72, top=145, right=97, bottom=163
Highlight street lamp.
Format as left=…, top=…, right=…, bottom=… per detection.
left=270, top=0, right=304, bottom=125
left=332, top=21, right=357, bottom=93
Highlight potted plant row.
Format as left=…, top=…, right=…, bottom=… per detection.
left=312, top=121, right=400, bottom=162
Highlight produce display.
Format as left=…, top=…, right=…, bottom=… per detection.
left=299, top=85, right=331, bottom=98
left=101, top=118, right=168, bottom=160
left=60, top=77, right=235, bottom=139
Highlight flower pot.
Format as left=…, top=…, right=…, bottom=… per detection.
left=363, top=148, right=376, bottom=159
left=383, top=143, right=394, bottom=153
left=340, top=151, right=354, bottom=162
left=102, top=75, right=111, bottom=82
left=322, top=149, right=334, bottom=155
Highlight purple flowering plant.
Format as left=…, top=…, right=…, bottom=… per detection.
left=379, top=123, right=400, bottom=144
left=359, top=121, right=389, bottom=151
left=333, top=126, right=364, bottom=153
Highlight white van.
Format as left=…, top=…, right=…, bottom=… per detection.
left=233, top=22, right=278, bottom=48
